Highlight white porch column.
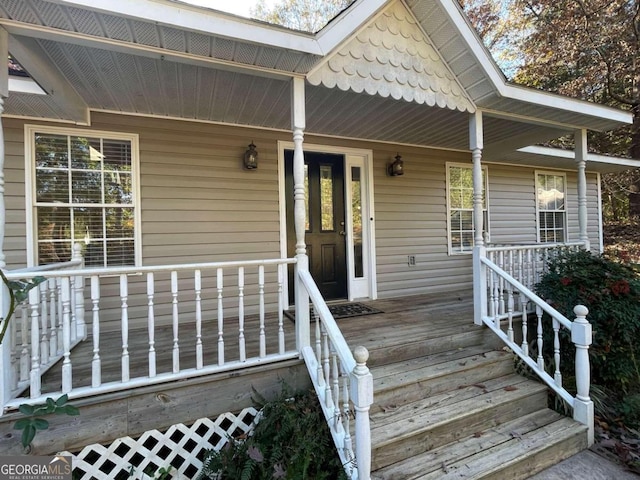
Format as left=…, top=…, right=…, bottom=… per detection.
left=291, top=77, right=310, bottom=351
left=0, top=28, right=8, bottom=269
left=470, top=111, right=487, bottom=325
left=575, top=129, right=590, bottom=250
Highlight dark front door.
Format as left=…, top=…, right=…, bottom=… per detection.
left=286, top=151, right=347, bottom=300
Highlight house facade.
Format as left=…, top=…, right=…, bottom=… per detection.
left=0, top=0, right=637, bottom=476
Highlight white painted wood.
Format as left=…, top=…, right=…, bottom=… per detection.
left=0, top=28, right=8, bottom=99
left=147, top=273, right=156, bottom=378
left=238, top=267, right=246, bottom=362
left=90, top=276, right=101, bottom=388
left=575, top=129, right=590, bottom=249
left=217, top=268, right=225, bottom=366
left=553, top=318, right=562, bottom=388
left=258, top=266, right=266, bottom=358
left=72, top=244, right=86, bottom=340
left=61, top=277, right=72, bottom=393
left=571, top=305, right=594, bottom=445
left=195, top=270, right=203, bottom=370
left=171, top=270, right=180, bottom=374
left=0, top=285, right=11, bottom=411
left=277, top=264, right=285, bottom=354
left=39, top=284, right=49, bottom=366
left=0, top=96, right=5, bottom=270
left=352, top=346, right=373, bottom=480
left=28, top=288, right=41, bottom=398
left=119, top=274, right=129, bottom=383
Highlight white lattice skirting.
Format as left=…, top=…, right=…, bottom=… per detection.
left=60, top=408, right=260, bottom=479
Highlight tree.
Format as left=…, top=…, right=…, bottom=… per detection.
left=250, top=0, right=351, bottom=32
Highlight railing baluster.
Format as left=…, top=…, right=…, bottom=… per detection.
left=536, top=305, right=544, bottom=369
left=521, top=295, right=529, bottom=356
left=507, top=282, right=514, bottom=342
left=331, top=347, right=341, bottom=431
left=553, top=318, right=562, bottom=387
left=39, top=283, right=49, bottom=366
left=48, top=278, right=58, bottom=356
left=315, top=309, right=324, bottom=388
left=120, top=274, right=129, bottom=383
left=56, top=278, right=63, bottom=355
left=195, top=270, right=203, bottom=370
left=19, top=301, right=28, bottom=382
left=259, top=266, right=266, bottom=358
left=322, top=322, right=334, bottom=411
left=91, top=276, right=101, bottom=388
left=238, top=267, right=246, bottom=362
left=217, top=268, right=224, bottom=366
left=9, top=306, right=18, bottom=389
left=341, top=363, right=352, bottom=464
left=147, top=273, right=156, bottom=378
left=277, top=264, right=285, bottom=355
left=29, top=288, right=41, bottom=399
left=171, top=271, right=180, bottom=374
left=61, top=277, right=72, bottom=393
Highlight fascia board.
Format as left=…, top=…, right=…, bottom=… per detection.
left=518, top=145, right=640, bottom=168
left=56, top=0, right=323, bottom=55
left=435, top=0, right=632, bottom=127
left=314, top=0, right=388, bottom=55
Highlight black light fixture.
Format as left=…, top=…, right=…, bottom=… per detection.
left=243, top=141, right=258, bottom=169
left=387, top=154, right=404, bottom=176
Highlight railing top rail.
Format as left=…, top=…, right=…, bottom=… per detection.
left=3, top=257, right=298, bottom=280
left=481, top=256, right=573, bottom=330
left=299, top=270, right=357, bottom=373
left=485, top=241, right=585, bottom=253
left=8, top=258, right=83, bottom=274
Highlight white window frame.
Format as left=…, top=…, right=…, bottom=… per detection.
left=25, top=125, right=142, bottom=267
left=535, top=170, right=567, bottom=244
left=446, top=162, right=489, bottom=255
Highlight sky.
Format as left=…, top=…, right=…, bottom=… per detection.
left=179, top=0, right=277, bottom=18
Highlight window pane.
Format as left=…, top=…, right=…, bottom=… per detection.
left=106, top=207, right=135, bottom=238
left=351, top=167, right=363, bottom=278
left=106, top=240, right=135, bottom=266
left=37, top=206, right=71, bottom=264
left=320, top=165, right=334, bottom=231
left=36, top=169, right=69, bottom=203
left=35, top=134, right=68, bottom=168
left=72, top=171, right=103, bottom=203
left=103, top=140, right=132, bottom=172
left=105, top=172, right=132, bottom=204
left=71, top=137, right=101, bottom=170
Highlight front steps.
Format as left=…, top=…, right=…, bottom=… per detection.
left=366, top=328, right=588, bottom=479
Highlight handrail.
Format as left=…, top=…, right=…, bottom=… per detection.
left=297, top=269, right=372, bottom=480
left=485, top=241, right=585, bottom=253
left=8, top=258, right=83, bottom=274
left=475, top=246, right=594, bottom=445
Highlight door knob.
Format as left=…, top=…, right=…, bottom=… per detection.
left=339, top=231, right=346, bottom=236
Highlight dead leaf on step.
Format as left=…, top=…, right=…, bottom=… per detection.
left=504, top=385, right=518, bottom=391
left=510, top=431, right=523, bottom=440
left=472, top=384, right=487, bottom=389
left=459, top=361, right=467, bottom=366
left=441, top=461, right=449, bottom=473
left=473, top=431, right=484, bottom=438
left=381, top=404, right=398, bottom=413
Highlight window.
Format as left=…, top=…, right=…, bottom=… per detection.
left=28, top=127, right=139, bottom=267
left=536, top=172, right=566, bottom=243
left=447, top=163, right=488, bottom=254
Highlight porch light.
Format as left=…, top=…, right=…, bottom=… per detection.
left=243, top=142, right=258, bottom=169
left=387, top=154, right=404, bottom=176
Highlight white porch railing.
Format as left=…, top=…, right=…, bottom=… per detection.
left=473, top=244, right=594, bottom=445
left=298, top=270, right=373, bottom=480
left=0, top=256, right=297, bottom=414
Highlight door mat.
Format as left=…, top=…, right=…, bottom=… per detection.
left=284, top=302, right=383, bottom=322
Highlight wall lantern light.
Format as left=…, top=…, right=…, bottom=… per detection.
left=243, top=142, right=258, bottom=169
left=387, top=154, right=404, bottom=176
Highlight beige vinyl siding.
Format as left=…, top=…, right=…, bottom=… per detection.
left=372, top=146, right=474, bottom=298
left=4, top=120, right=29, bottom=268
left=486, top=165, right=537, bottom=244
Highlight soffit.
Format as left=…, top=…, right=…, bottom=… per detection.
left=0, top=0, right=320, bottom=74
left=308, top=0, right=474, bottom=113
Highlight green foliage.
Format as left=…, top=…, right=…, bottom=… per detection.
left=535, top=249, right=640, bottom=394
left=0, top=272, right=46, bottom=346
left=13, top=395, right=80, bottom=449
left=198, top=387, right=348, bottom=480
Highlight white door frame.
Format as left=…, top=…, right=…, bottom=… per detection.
left=277, top=141, right=377, bottom=305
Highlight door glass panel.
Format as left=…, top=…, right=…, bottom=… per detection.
left=351, top=166, right=364, bottom=278
left=320, top=165, right=334, bottom=231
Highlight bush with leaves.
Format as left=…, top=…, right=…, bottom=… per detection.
left=535, top=250, right=640, bottom=414
left=198, top=387, right=349, bottom=480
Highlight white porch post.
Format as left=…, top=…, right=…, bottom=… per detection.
left=575, top=129, right=590, bottom=250
left=470, top=111, right=487, bottom=325
left=291, top=77, right=310, bottom=351
left=0, top=27, right=9, bottom=414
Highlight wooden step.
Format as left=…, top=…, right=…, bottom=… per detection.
left=370, top=375, right=549, bottom=470
left=371, top=347, right=514, bottom=409
left=373, top=409, right=588, bottom=479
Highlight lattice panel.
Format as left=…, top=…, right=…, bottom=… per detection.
left=61, top=408, right=260, bottom=480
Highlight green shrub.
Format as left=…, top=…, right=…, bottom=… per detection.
left=198, top=387, right=349, bottom=480
left=535, top=249, right=640, bottom=394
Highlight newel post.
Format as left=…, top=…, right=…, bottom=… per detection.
left=0, top=279, right=10, bottom=414
left=72, top=243, right=86, bottom=340
left=291, top=77, right=310, bottom=352
left=351, top=346, right=373, bottom=480
left=571, top=304, right=594, bottom=445
left=473, top=246, right=487, bottom=326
